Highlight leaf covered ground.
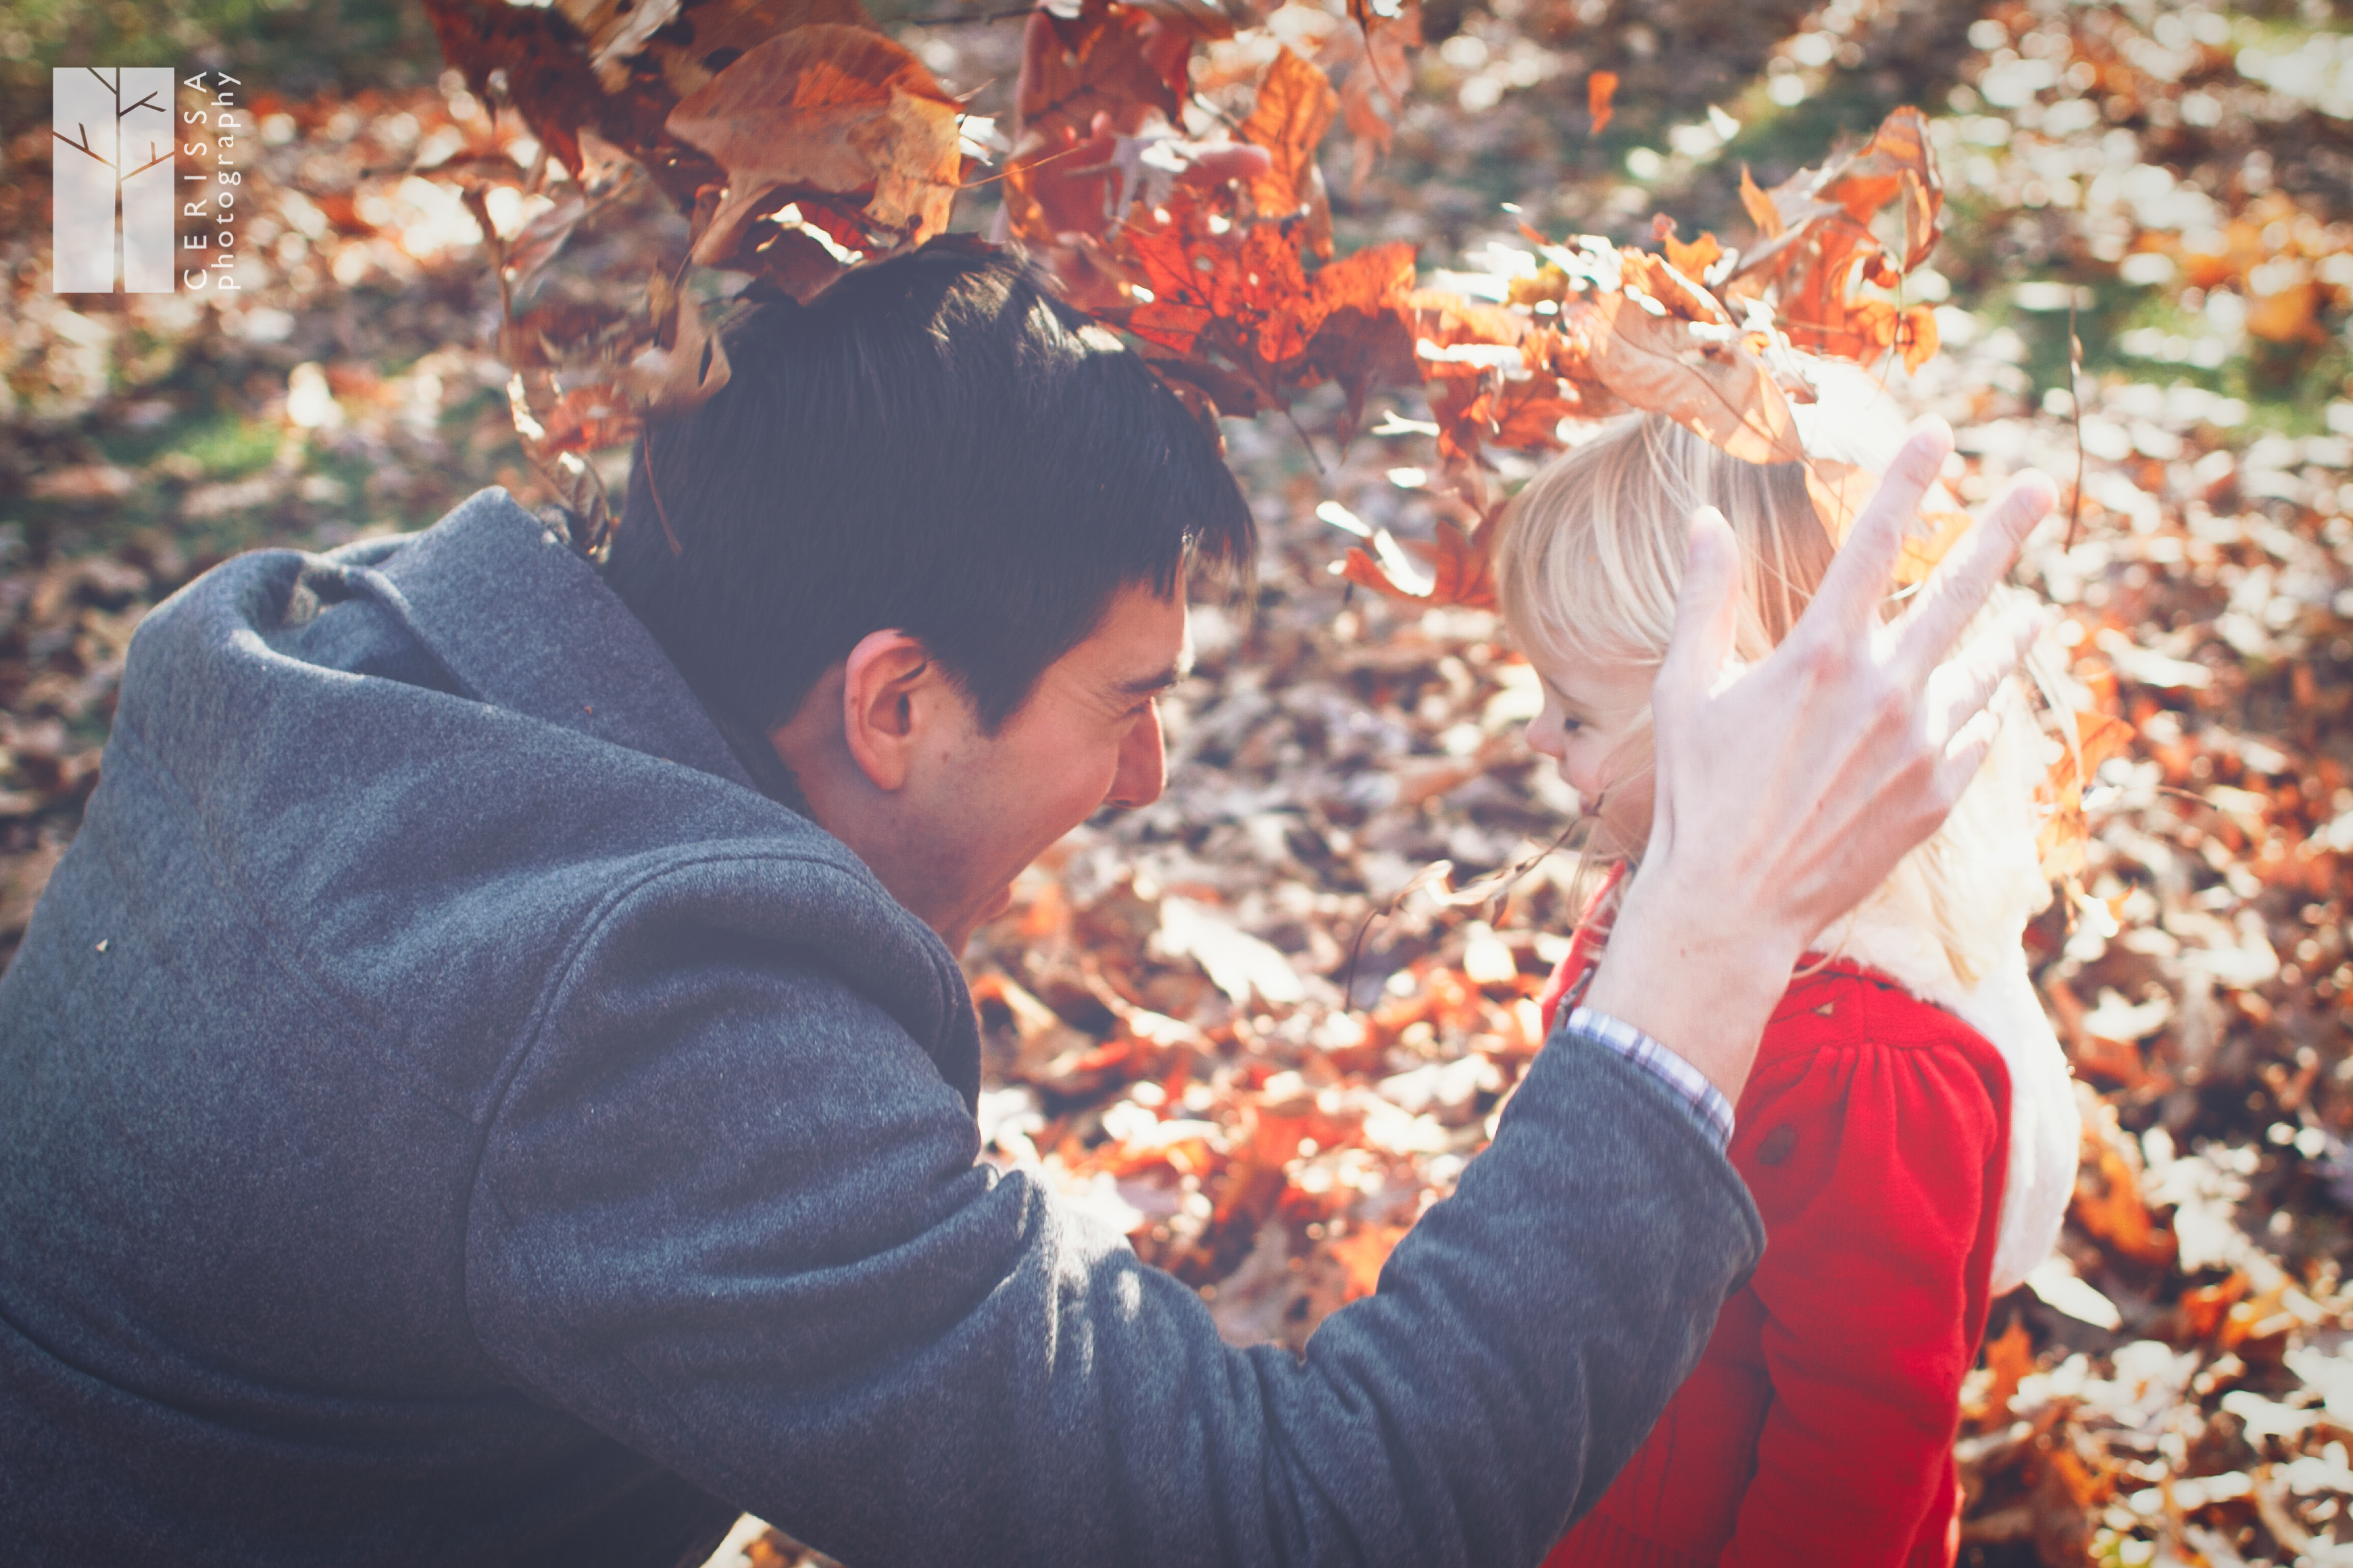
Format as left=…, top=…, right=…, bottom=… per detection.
left=5, top=1, right=2353, bottom=1564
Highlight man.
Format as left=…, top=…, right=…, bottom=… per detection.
left=0, top=247, right=2053, bottom=1565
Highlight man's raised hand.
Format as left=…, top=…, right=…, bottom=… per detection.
left=1582, top=417, right=2058, bottom=1100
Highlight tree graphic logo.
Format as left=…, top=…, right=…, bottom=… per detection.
left=53, top=68, right=176, bottom=294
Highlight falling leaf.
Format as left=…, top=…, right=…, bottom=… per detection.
left=1337, top=0, right=1417, bottom=178
left=1587, top=70, right=1618, bottom=135
left=1802, top=457, right=1875, bottom=547
left=1579, top=288, right=1805, bottom=467
left=1124, top=213, right=1313, bottom=361
left=666, top=25, right=963, bottom=268
left=1338, top=518, right=1495, bottom=609
left=1240, top=47, right=1339, bottom=249
left=425, top=0, right=660, bottom=182
left=2035, top=711, right=2134, bottom=882
left=1015, top=0, right=1193, bottom=149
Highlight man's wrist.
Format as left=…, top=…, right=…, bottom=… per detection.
left=1579, top=863, right=1803, bottom=1103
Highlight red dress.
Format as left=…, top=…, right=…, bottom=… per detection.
left=1537, top=909, right=2012, bottom=1568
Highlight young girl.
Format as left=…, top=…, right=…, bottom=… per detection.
left=1497, top=413, right=2082, bottom=1567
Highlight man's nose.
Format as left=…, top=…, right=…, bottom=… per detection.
left=1105, top=703, right=1167, bottom=809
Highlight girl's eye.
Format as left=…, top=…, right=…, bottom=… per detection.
left=1560, top=713, right=1585, bottom=736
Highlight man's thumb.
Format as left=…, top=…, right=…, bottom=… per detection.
left=1659, top=506, right=1741, bottom=711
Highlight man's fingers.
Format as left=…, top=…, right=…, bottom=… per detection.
left=1656, top=507, right=1741, bottom=716
left=1933, top=703, right=2002, bottom=802
left=1896, top=470, right=2060, bottom=676
left=1925, top=601, right=2045, bottom=750
left=1798, top=418, right=1954, bottom=639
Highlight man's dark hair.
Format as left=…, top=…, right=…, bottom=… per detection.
left=603, top=243, right=1256, bottom=738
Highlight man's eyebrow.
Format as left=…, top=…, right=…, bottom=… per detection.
left=1116, top=655, right=1191, bottom=699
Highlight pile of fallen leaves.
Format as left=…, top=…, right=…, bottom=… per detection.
left=5, top=2, right=2353, bottom=1566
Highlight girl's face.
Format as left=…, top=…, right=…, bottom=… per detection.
left=1524, top=652, right=1658, bottom=855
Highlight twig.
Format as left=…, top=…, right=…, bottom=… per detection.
left=2064, top=297, right=2085, bottom=551
left=643, top=432, right=683, bottom=555
left=1337, top=818, right=1583, bottom=1005
left=1282, top=405, right=1326, bottom=476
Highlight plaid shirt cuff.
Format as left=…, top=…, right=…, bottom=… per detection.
left=1564, top=1005, right=1735, bottom=1153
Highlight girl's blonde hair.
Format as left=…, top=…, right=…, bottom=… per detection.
left=1495, top=412, right=2055, bottom=989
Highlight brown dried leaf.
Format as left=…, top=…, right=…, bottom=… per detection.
left=426, top=0, right=660, bottom=181
left=666, top=24, right=962, bottom=267
left=559, top=0, right=876, bottom=99
left=1579, top=290, right=1804, bottom=466
left=1016, top=0, right=1193, bottom=148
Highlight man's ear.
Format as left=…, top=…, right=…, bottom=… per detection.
left=840, top=629, right=949, bottom=792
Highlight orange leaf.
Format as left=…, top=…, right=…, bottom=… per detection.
left=1587, top=70, right=1618, bottom=135
left=1579, top=290, right=1805, bottom=467
left=1825, top=107, right=1941, bottom=268
left=1338, top=519, right=1496, bottom=609
left=1803, top=458, right=1875, bottom=547
left=2072, top=1138, right=2176, bottom=1267
left=1733, top=106, right=1943, bottom=309
left=1896, top=507, right=1972, bottom=587
left=1305, top=239, right=1416, bottom=324
left=1122, top=212, right=1316, bottom=363
left=1898, top=303, right=1941, bottom=373
left=1970, top=1318, right=2035, bottom=1422
left=1408, top=288, right=1529, bottom=366
left=1738, top=163, right=1781, bottom=239
left=1662, top=228, right=1724, bottom=284
left=424, top=0, right=649, bottom=184
left=1241, top=46, right=1339, bottom=234
left=1325, top=1221, right=1410, bottom=1302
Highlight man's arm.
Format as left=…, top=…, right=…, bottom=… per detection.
left=1587, top=418, right=2058, bottom=1101
left=464, top=864, right=1762, bottom=1568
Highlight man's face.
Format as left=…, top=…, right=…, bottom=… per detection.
left=901, top=582, right=1189, bottom=949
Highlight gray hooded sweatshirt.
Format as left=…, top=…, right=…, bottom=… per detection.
left=0, top=489, right=1762, bottom=1568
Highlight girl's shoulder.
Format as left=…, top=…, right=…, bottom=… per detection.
left=1763, top=962, right=2002, bottom=1060
left=1747, top=957, right=2015, bottom=1116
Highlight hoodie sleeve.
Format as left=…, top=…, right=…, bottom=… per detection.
left=461, top=855, right=1765, bottom=1568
